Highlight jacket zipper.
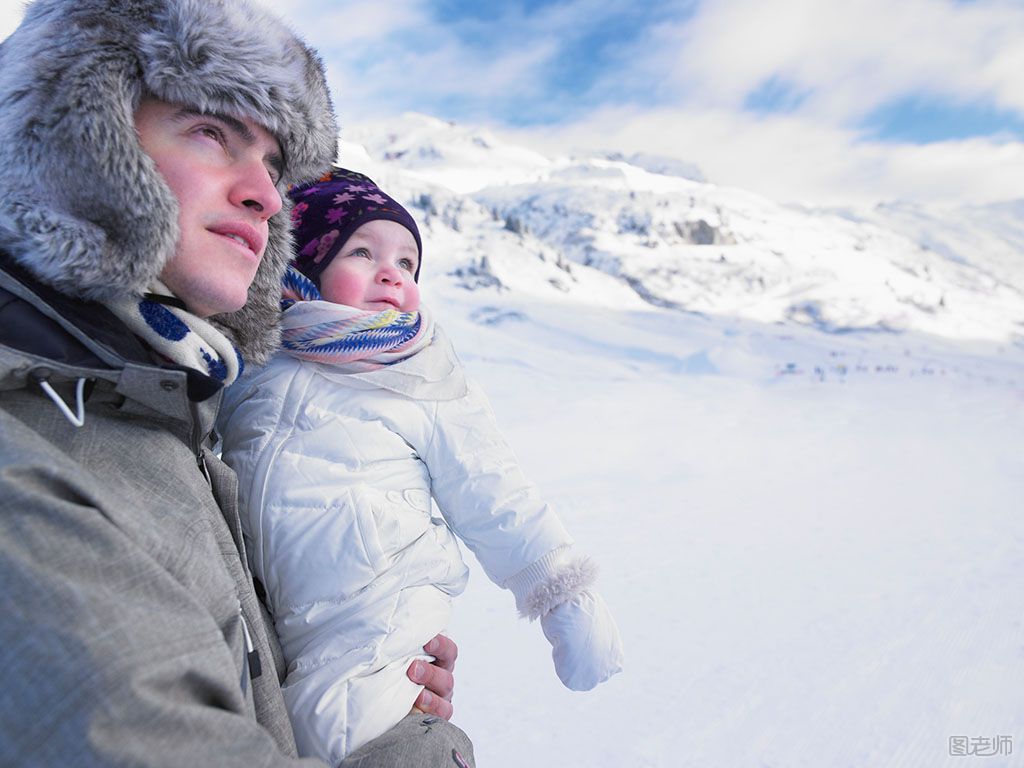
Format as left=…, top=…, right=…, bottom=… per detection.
left=192, top=400, right=263, bottom=693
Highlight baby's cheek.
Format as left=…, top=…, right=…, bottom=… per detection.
left=320, top=267, right=369, bottom=307
left=403, top=283, right=421, bottom=312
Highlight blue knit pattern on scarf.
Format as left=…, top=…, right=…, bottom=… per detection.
left=136, top=299, right=236, bottom=382
left=281, top=264, right=323, bottom=307
left=139, top=301, right=190, bottom=342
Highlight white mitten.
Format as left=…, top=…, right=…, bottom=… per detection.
left=540, top=588, right=624, bottom=691
left=505, top=547, right=624, bottom=691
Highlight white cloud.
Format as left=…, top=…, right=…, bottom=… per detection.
left=629, top=0, right=1024, bottom=122
left=255, top=0, right=427, bottom=43
left=501, top=105, right=1024, bottom=206
left=260, top=0, right=564, bottom=123
left=4, top=0, right=1021, bottom=205
left=492, top=0, right=1024, bottom=205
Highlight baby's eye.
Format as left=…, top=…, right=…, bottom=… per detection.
left=399, top=258, right=416, bottom=272
left=349, top=248, right=371, bottom=259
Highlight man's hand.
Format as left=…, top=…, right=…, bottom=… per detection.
left=407, top=634, right=457, bottom=720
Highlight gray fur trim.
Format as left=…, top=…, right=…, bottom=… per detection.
left=520, top=556, right=599, bottom=621
left=0, top=0, right=338, bottom=365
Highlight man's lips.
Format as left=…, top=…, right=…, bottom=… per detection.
left=209, top=222, right=264, bottom=258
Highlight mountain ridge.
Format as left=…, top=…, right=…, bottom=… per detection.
left=340, top=113, right=1023, bottom=345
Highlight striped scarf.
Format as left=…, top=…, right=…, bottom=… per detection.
left=279, top=266, right=431, bottom=370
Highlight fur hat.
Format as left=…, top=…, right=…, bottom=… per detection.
left=0, top=0, right=339, bottom=364
left=289, top=168, right=423, bottom=287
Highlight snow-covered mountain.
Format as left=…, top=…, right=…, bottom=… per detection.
left=342, top=113, right=1024, bottom=346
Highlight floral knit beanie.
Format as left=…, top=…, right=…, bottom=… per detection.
left=289, top=167, right=423, bottom=287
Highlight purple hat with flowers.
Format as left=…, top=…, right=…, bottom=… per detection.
left=288, top=167, right=423, bottom=286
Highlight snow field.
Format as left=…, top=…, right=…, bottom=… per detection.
left=435, top=291, right=1024, bottom=767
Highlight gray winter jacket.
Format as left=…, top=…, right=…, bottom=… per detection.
left=0, top=0, right=338, bottom=763
left=0, top=260, right=321, bottom=765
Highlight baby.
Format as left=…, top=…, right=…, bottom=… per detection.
left=218, top=168, right=623, bottom=765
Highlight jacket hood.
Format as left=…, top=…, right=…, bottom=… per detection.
left=0, top=0, right=339, bottom=365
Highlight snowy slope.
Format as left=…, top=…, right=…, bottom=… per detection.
left=430, top=288, right=1023, bottom=768
left=329, top=116, right=1024, bottom=767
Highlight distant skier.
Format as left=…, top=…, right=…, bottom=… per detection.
left=218, top=168, right=624, bottom=765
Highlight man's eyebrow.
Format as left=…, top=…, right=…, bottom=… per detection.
left=175, top=108, right=285, bottom=180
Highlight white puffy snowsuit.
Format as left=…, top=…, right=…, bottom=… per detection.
left=218, top=321, right=623, bottom=764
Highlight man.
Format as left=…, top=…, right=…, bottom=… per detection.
left=0, top=0, right=473, bottom=765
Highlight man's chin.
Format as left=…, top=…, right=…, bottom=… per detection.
left=188, top=290, right=251, bottom=319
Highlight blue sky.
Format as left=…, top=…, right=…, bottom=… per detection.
left=862, top=96, right=1024, bottom=143
left=410, top=0, right=691, bottom=123
left=303, top=0, right=1024, bottom=146
left=2, top=0, right=1022, bottom=204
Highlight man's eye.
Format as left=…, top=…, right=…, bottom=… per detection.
left=197, top=125, right=226, bottom=144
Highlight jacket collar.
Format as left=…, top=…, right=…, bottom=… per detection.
left=0, top=253, right=222, bottom=449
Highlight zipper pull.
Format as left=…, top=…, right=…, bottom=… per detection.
left=238, top=609, right=262, bottom=694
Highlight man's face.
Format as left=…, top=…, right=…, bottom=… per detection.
left=133, top=97, right=284, bottom=317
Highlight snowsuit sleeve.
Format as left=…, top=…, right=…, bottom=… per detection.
left=424, top=377, right=575, bottom=588
left=423, top=370, right=624, bottom=692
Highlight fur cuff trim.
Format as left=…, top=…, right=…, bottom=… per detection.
left=510, top=552, right=599, bottom=621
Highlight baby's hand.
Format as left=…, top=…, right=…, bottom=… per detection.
left=540, top=589, right=623, bottom=691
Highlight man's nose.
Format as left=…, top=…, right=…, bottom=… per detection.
left=233, top=162, right=283, bottom=219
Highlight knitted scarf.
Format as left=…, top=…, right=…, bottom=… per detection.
left=279, top=266, right=431, bottom=370
left=105, top=280, right=242, bottom=385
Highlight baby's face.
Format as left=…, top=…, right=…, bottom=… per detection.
left=318, top=219, right=421, bottom=312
